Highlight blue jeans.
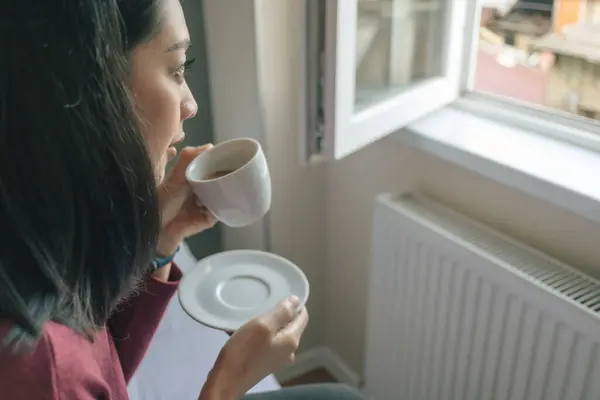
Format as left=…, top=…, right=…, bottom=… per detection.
left=243, top=384, right=366, bottom=400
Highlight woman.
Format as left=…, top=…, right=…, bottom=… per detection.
left=0, top=1, right=365, bottom=399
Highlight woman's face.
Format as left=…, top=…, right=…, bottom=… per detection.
left=129, top=0, right=197, bottom=183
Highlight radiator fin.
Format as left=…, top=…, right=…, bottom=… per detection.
left=364, top=194, right=600, bottom=400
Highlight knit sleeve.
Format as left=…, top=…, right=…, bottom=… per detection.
left=108, top=264, right=182, bottom=383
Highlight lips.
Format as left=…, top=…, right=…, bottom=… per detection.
left=169, top=131, right=186, bottom=146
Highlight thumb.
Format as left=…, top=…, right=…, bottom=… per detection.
left=261, top=296, right=301, bottom=331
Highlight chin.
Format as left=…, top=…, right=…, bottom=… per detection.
left=155, top=159, right=168, bottom=185
left=156, top=171, right=166, bottom=185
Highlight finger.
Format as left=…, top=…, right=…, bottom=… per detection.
left=195, top=199, right=217, bottom=221
left=201, top=209, right=218, bottom=226
left=276, top=306, right=309, bottom=344
left=161, top=196, right=213, bottom=234
left=261, top=296, right=301, bottom=331
left=164, top=208, right=217, bottom=239
left=157, top=184, right=191, bottom=226
left=185, top=211, right=217, bottom=233
left=186, top=197, right=218, bottom=227
left=167, top=144, right=213, bottom=185
left=189, top=207, right=218, bottom=230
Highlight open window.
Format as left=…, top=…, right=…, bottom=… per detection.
left=302, top=0, right=469, bottom=162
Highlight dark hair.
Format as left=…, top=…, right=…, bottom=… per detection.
left=0, top=0, right=163, bottom=348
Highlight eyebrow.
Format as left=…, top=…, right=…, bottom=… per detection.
left=165, top=39, right=190, bottom=53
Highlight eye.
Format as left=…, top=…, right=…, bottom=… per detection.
left=174, top=58, right=196, bottom=83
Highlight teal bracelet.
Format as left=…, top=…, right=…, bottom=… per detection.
left=152, top=245, right=180, bottom=270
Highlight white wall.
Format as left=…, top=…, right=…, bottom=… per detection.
left=203, top=0, right=269, bottom=252
left=255, top=0, right=328, bottom=351
left=204, top=0, right=600, bottom=377
left=203, top=0, right=327, bottom=350
left=325, top=137, right=600, bottom=372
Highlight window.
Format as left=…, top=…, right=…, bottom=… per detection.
left=303, top=0, right=466, bottom=161
left=303, top=0, right=600, bottom=162
left=475, top=0, right=600, bottom=118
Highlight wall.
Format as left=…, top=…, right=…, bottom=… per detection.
left=204, top=0, right=600, bottom=378
left=582, top=0, right=600, bottom=23
left=544, top=55, right=600, bottom=117
left=324, top=138, right=417, bottom=373
left=325, top=137, right=600, bottom=373
left=555, top=0, right=582, bottom=35
left=203, top=0, right=270, bottom=253
left=203, top=0, right=326, bottom=350
left=255, top=0, right=328, bottom=351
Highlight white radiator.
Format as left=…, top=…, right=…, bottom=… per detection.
left=364, top=193, right=600, bottom=400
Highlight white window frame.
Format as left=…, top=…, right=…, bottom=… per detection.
left=304, top=0, right=600, bottom=163
left=398, top=0, right=600, bottom=226
left=303, top=0, right=468, bottom=161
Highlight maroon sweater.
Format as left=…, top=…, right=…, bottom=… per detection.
left=0, top=265, right=182, bottom=399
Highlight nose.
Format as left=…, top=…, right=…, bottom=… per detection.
left=181, top=87, right=198, bottom=121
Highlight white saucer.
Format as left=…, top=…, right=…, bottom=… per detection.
left=178, top=250, right=309, bottom=332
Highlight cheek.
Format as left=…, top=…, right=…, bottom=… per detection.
left=132, top=80, right=181, bottom=166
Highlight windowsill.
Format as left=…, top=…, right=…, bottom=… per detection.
left=398, top=104, right=600, bottom=225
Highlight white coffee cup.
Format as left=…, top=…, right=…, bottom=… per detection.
left=185, top=138, right=271, bottom=228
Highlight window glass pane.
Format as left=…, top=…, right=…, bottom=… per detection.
left=355, top=0, right=445, bottom=111
left=475, top=0, right=600, bottom=121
